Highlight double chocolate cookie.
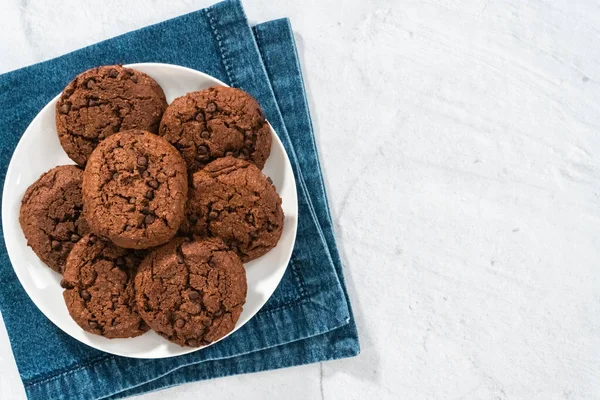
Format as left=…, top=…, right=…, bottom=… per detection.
left=82, top=130, right=188, bottom=249
left=181, top=157, right=284, bottom=262
left=56, top=65, right=168, bottom=165
left=135, top=238, right=247, bottom=347
left=158, top=86, right=271, bottom=173
left=19, top=165, right=90, bottom=273
left=62, top=234, right=148, bottom=338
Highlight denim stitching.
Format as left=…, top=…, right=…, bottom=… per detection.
left=205, top=8, right=238, bottom=88
left=24, top=354, right=115, bottom=387
left=290, top=259, right=308, bottom=298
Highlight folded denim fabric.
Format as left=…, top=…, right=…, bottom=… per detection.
left=0, top=1, right=359, bottom=399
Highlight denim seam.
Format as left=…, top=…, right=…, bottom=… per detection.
left=23, top=354, right=115, bottom=387
left=282, top=19, right=336, bottom=229
left=252, top=25, right=337, bottom=272
left=289, top=258, right=308, bottom=298
left=257, top=296, right=310, bottom=314
left=204, top=7, right=238, bottom=88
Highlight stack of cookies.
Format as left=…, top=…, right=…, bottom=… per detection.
left=19, top=65, right=284, bottom=347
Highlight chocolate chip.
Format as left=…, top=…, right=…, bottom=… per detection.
left=246, top=214, right=254, bottom=224
left=141, top=206, right=150, bottom=215
left=86, top=79, right=96, bottom=89
left=249, top=231, right=258, bottom=240
left=137, top=156, right=148, bottom=167
left=108, top=69, right=119, bottom=78
left=129, top=197, right=137, bottom=204
left=145, top=214, right=156, bottom=224
left=189, top=291, right=200, bottom=301
left=176, top=253, right=184, bottom=264
left=197, top=145, right=208, bottom=155
left=214, top=308, right=224, bottom=317
left=267, top=222, right=274, bottom=232
left=187, top=339, right=199, bottom=347
left=206, top=102, right=217, bottom=112
left=130, top=75, right=138, bottom=83
left=71, top=234, right=81, bottom=243
left=208, top=210, right=219, bottom=220
left=145, top=190, right=154, bottom=200
left=115, top=257, right=125, bottom=267
left=147, top=180, right=159, bottom=189
left=188, top=214, right=198, bottom=225
left=267, top=177, right=273, bottom=185
left=89, top=320, right=99, bottom=329
left=195, top=112, right=204, bottom=122
left=125, top=225, right=132, bottom=231
left=175, top=319, right=185, bottom=328
left=200, top=130, right=210, bottom=139
left=51, top=240, right=62, bottom=251
left=60, top=279, right=70, bottom=289
left=225, top=151, right=234, bottom=157
left=88, top=98, right=98, bottom=107
left=64, top=87, right=74, bottom=97
left=244, top=131, right=254, bottom=140
left=81, top=290, right=91, bottom=301
left=142, top=170, right=150, bottom=178
left=59, top=103, right=71, bottom=114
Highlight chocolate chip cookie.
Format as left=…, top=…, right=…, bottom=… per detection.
left=158, top=86, right=271, bottom=173
left=19, top=165, right=90, bottom=273
left=135, top=237, right=247, bottom=347
left=62, top=233, right=149, bottom=338
left=82, top=130, right=188, bottom=249
left=56, top=65, right=168, bottom=165
left=180, top=157, right=284, bottom=262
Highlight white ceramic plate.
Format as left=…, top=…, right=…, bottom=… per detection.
left=1, top=63, right=298, bottom=359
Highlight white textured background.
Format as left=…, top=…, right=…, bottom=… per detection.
left=1, top=0, right=600, bottom=399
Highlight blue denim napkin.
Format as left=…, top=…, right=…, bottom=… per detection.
left=0, top=1, right=359, bottom=399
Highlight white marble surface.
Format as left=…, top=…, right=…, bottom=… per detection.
left=1, top=0, right=599, bottom=399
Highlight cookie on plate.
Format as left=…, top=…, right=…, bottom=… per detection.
left=56, top=65, right=168, bottom=165
left=61, top=233, right=149, bottom=338
left=19, top=165, right=90, bottom=273
left=135, top=237, right=247, bottom=347
left=180, top=156, right=283, bottom=262
left=158, top=86, right=271, bottom=173
left=82, top=130, right=187, bottom=249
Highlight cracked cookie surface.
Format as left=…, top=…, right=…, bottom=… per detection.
left=56, top=65, right=168, bottom=165
left=158, top=86, right=271, bottom=173
left=62, top=233, right=149, bottom=338
left=19, top=165, right=90, bottom=273
left=180, top=157, right=284, bottom=262
left=82, top=130, right=188, bottom=249
left=135, top=237, right=247, bottom=347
